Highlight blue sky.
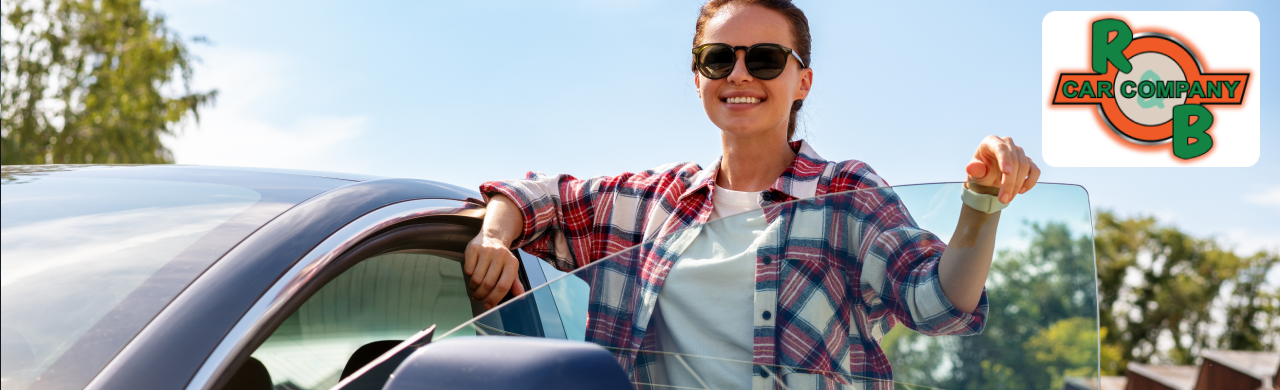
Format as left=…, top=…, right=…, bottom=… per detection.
left=151, top=0, right=1277, bottom=260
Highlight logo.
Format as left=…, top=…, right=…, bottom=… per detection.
left=1042, top=12, right=1259, bottom=167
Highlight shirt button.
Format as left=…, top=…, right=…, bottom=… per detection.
left=762, top=256, right=772, bottom=265
left=762, top=311, right=772, bottom=320
left=760, top=367, right=770, bottom=378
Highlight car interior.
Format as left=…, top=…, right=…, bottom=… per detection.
left=219, top=220, right=536, bottom=390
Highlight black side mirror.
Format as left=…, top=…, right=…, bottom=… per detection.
left=383, top=337, right=631, bottom=390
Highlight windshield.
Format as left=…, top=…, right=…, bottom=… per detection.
left=0, top=166, right=344, bottom=390
left=437, top=183, right=1099, bottom=389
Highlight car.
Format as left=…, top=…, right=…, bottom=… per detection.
left=1, top=165, right=1103, bottom=390
left=2, top=165, right=594, bottom=390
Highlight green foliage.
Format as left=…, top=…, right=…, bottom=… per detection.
left=883, top=213, right=1279, bottom=389
left=1094, top=210, right=1279, bottom=372
left=2, top=0, right=215, bottom=165
left=1024, top=317, right=1102, bottom=389
left=884, top=222, right=1099, bottom=390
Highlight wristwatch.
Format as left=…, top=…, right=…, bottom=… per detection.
left=961, top=183, right=1009, bottom=214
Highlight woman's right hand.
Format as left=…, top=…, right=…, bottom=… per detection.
left=463, top=194, right=527, bottom=310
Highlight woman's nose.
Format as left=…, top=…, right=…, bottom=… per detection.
left=727, top=51, right=753, bottom=84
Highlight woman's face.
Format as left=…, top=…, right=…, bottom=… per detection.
left=696, top=4, right=812, bottom=141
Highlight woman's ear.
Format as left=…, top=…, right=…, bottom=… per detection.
left=694, top=73, right=703, bottom=98
left=796, top=68, right=813, bottom=99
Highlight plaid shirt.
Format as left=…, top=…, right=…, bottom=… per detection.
left=480, top=141, right=987, bottom=389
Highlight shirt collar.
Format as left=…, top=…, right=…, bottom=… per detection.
left=680, top=139, right=829, bottom=202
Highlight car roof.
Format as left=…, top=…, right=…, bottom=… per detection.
left=173, top=165, right=388, bottom=182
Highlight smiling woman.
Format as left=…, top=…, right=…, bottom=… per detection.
left=461, top=0, right=1040, bottom=389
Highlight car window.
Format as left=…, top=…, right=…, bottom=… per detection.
left=249, top=252, right=474, bottom=390
left=427, top=182, right=1100, bottom=389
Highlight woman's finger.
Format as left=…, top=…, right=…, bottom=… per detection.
left=470, top=250, right=501, bottom=299
left=994, top=139, right=1019, bottom=204
left=469, top=249, right=493, bottom=291
left=476, top=250, right=509, bottom=300
left=970, top=136, right=1002, bottom=187
left=1010, top=145, right=1030, bottom=202
left=485, top=255, right=521, bottom=309
left=1022, top=160, right=1041, bottom=193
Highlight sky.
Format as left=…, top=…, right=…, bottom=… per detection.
left=149, top=0, right=1277, bottom=264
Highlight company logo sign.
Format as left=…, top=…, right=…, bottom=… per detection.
left=1042, top=12, right=1260, bottom=167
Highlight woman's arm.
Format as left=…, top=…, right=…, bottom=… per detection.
left=464, top=194, right=526, bottom=310
left=938, top=136, right=1039, bottom=313
left=938, top=185, right=1000, bottom=313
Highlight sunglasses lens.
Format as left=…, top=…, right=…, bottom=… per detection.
left=746, top=45, right=789, bottom=79
left=697, top=45, right=735, bottom=79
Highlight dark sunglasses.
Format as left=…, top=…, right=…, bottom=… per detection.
left=692, top=43, right=807, bottom=80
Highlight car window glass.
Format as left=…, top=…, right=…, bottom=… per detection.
left=250, top=253, right=474, bottom=390
left=535, top=259, right=589, bottom=341
left=0, top=176, right=260, bottom=390
left=432, top=183, right=1099, bottom=389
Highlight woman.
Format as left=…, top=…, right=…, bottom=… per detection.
left=464, top=0, right=1040, bottom=388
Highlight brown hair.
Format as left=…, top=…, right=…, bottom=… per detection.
left=693, top=0, right=812, bottom=140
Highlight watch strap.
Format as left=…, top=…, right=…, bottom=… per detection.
left=961, top=186, right=1009, bottom=214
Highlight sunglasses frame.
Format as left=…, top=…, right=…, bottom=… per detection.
left=691, top=43, right=807, bottom=80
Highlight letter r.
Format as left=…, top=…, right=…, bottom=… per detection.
left=1093, top=19, right=1133, bottom=74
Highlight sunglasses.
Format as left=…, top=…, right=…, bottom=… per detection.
left=692, top=43, right=807, bottom=80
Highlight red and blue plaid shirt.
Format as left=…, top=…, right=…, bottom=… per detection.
left=480, top=141, right=987, bottom=389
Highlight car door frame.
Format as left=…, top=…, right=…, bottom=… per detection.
left=83, top=179, right=521, bottom=390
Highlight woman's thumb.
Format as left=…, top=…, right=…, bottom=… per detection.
left=965, top=159, right=988, bottom=180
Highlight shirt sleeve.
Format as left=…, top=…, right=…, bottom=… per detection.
left=838, top=164, right=988, bottom=337
left=478, top=162, right=701, bottom=272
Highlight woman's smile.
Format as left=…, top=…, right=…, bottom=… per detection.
left=721, top=93, right=765, bottom=109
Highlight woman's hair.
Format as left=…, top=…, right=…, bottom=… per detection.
left=693, top=0, right=812, bottom=140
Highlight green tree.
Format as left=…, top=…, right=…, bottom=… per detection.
left=882, top=214, right=1278, bottom=388
left=1095, top=210, right=1279, bottom=373
left=884, top=222, right=1099, bottom=390
left=2, top=0, right=214, bottom=165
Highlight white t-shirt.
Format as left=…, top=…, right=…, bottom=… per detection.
left=653, top=185, right=765, bottom=389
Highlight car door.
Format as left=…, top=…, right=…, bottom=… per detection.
left=201, top=204, right=562, bottom=390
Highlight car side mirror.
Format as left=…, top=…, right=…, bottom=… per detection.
left=383, top=337, right=631, bottom=390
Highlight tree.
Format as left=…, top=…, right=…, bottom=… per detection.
left=1095, top=210, right=1279, bottom=373
left=2, top=0, right=214, bottom=165
left=881, top=214, right=1278, bottom=388
left=883, top=222, right=1100, bottom=390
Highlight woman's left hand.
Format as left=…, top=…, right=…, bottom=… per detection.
left=965, top=135, right=1040, bottom=204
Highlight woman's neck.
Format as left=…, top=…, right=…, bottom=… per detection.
left=716, top=131, right=797, bottom=192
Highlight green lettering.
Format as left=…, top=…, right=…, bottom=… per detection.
left=1175, top=81, right=1189, bottom=98
left=1080, top=80, right=1096, bottom=98
left=1173, top=104, right=1214, bottom=160
left=1157, top=81, right=1177, bottom=99
left=1121, top=80, right=1137, bottom=98
left=1223, top=80, right=1241, bottom=98
left=1206, top=81, right=1221, bottom=98
left=1092, top=19, right=1133, bottom=74
left=1064, top=80, right=1079, bottom=98
left=1188, top=81, right=1204, bottom=99
left=1097, top=81, right=1114, bottom=98
left=1138, top=80, right=1155, bottom=98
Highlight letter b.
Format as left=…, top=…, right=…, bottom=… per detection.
left=1173, top=104, right=1213, bottom=160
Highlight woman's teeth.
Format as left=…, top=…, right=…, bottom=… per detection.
left=726, top=97, right=761, bottom=104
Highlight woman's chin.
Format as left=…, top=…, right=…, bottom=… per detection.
left=716, top=123, right=784, bottom=140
